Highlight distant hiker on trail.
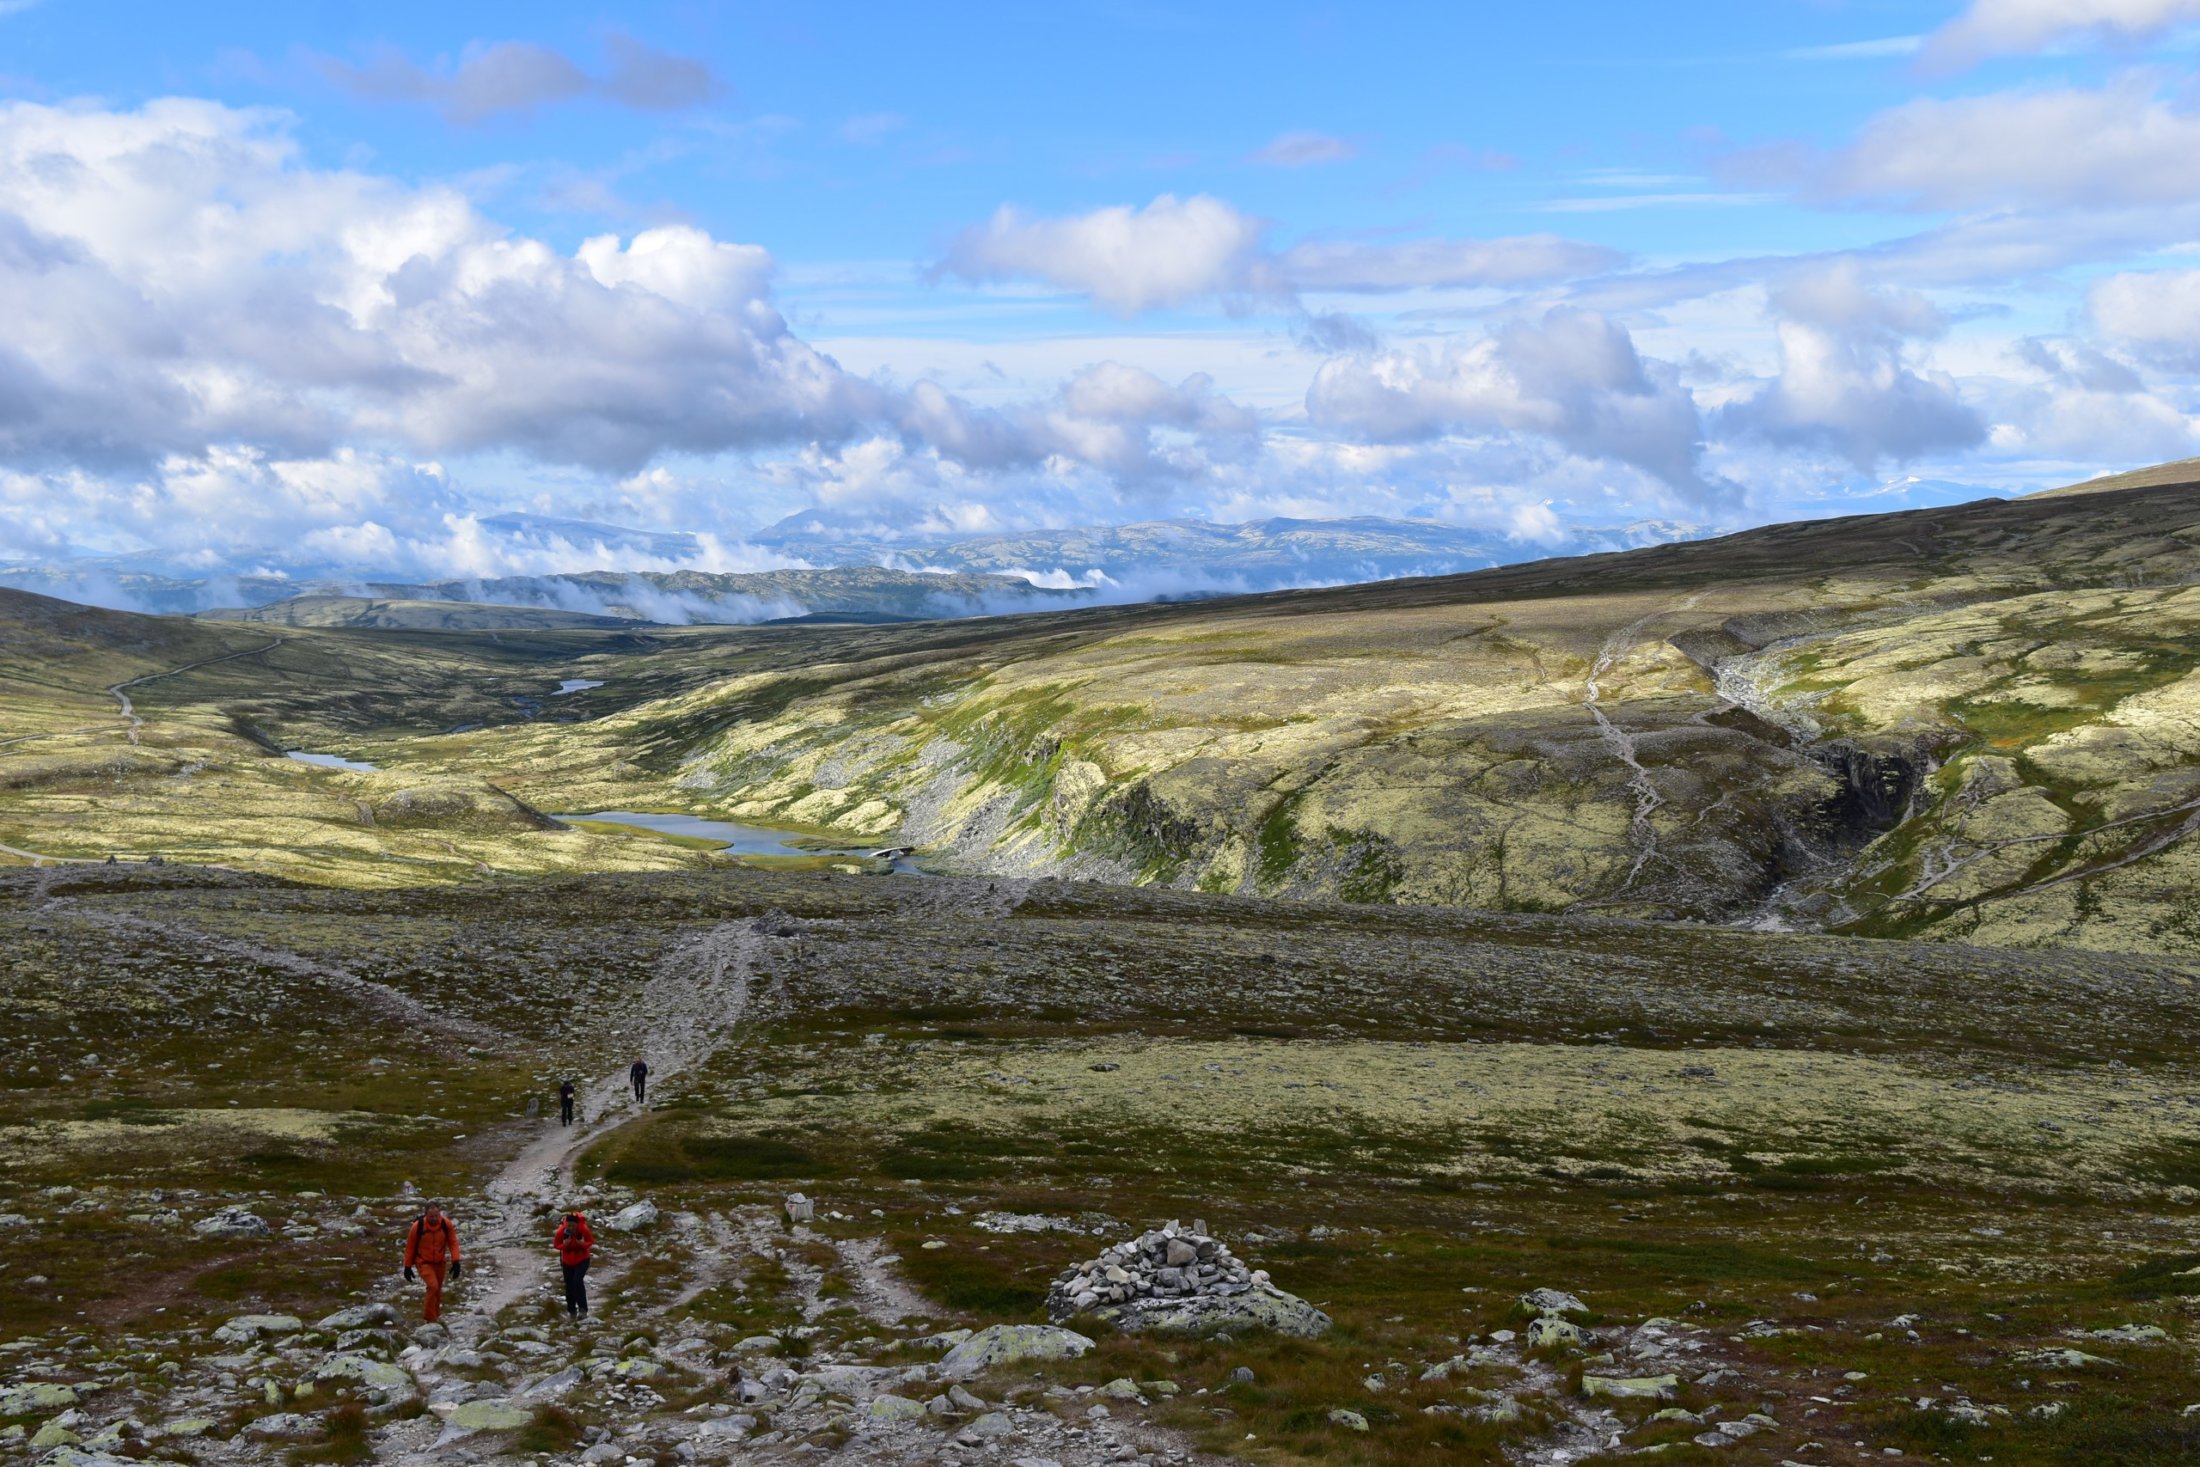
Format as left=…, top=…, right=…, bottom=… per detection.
left=630, top=1059, right=648, bottom=1104
left=401, top=1201, right=463, bottom=1323
left=559, top=1078, right=576, bottom=1127
left=554, top=1210, right=595, bottom=1318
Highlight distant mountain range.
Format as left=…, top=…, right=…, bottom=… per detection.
left=1, top=484, right=2022, bottom=626
left=752, top=512, right=1709, bottom=590
left=317, top=567, right=1080, bottom=625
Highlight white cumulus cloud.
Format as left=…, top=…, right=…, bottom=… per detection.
left=2090, top=266, right=2200, bottom=366
left=1721, top=262, right=1985, bottom=471
left=933, top=194, right=1270, bottom=314
left=1923, top=0, right=2200, bottom=70
left=1795, top=73, right=2200, bottom=211
left=1305, top=308, right=1733, bottom=504
left=933, top=194, right=1619, bottom=314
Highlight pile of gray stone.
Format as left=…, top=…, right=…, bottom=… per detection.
left=1046, top=1221, right=1330, bottom=1338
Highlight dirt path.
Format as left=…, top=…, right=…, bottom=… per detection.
left=105, top=637, right=286, bottom=746
left=0, top=840, right=96, bottom=868
left=0, top=638, right=289, bottom=865
left=458, top=919, right=766, bottom=1336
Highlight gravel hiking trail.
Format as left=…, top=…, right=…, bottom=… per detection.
left=457, top=919, right=764, bottom=1338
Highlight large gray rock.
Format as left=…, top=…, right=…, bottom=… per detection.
left=192, top=1207, right=270, bottom=1240
left=0, top=1383, right=78, bottom=1415
left=1520, top=1287, right=1588, bottom=1317
left=606, top=1199, right=659, bottom=1232
left=445, top=1400, right=534, bottom=1431
left=211, top=1313, right=304, bottom=1344
left=866, top=1394, right=928, bottom=1422
left=938, top=1325, right=1096, bottom=1378
left=317, top=1303, right=399, bottom=1330
left=243, top=1413, right=320, bottom=1440
left=310, top=1353, right=416, bottom=1401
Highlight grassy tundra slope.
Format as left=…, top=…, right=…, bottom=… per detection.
left=6, top=470, right=2200, bottom=952
left=429, top=475, right=2200, bottom=956
left=2, top=865, right=2196, bottom=1465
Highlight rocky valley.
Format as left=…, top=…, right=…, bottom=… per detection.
left=3, top=472, right=2199, bottom=1466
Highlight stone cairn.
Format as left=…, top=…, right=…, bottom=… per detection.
left=1047, top=1220, right=1264, bottom=1319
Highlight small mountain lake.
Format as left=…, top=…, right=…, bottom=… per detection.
left=286, top=750, right=380, bottom=772
left=557, top=809, right=925, bottom=872
left=555, top=679, right=605, bottom=695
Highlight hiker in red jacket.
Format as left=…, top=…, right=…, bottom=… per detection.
left=553, top=1210, right=595, bottom=1318
left=402, top=1202, right=463, bottom=1322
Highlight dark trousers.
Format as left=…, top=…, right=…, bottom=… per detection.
left=561, top=1258, right=590, bottom=1316
left=631, top=1075, right=646, bottom=1102
left=559, top=1095, right=574, bottom=1126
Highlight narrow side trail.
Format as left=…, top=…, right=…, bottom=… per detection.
left=456, top=919, right=765, bottom=1338
left=0, top=638, right=287, bottom=864
left=53, top=903, right=506, bottom=1045
left=105, top=636, right=287, bottom=746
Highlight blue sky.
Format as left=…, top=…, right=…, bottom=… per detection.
left=4, top=0, right=2200, bottom=585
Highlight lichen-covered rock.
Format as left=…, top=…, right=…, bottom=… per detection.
left=938, top=1325, right=1096, bottom=1378
left=1583, top=1374, right=1677, bottom=1400
left=211, top=1313, right=304, bottom=1344
left=1520, top=1287, right=1588, bottom=1317
left=317, top=1303, right=399, bottom=1331
left=1526, top=1316, right=1584, bottom=1349
left=243, top=1413, right=320, bottom=1441
left=866, top=1393, right=927, bottom=1421
left=0, top=1383, right=78, bottom=1415
left=192, top=1207, right=269, bottom=1239
left=310, top=1353, right=415, bottom=1401
left=445, top=1400, right=534, bottom=1431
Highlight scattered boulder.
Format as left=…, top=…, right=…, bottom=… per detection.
left=211, top=1313, right=304, bottom=1344
left=1520, top=1287, right=1588, bottom=1317
left=310, top=1353, right=416, bottom=1402
left=243, top=1413, right=320, bottom=1441
left=939, top=1325, right=1096, bottom=1378
left=192, top=1207, right=270, bottom=1240
left=0, top=1383, right=79, bottom=1415
left=606, top=1199, right=659, bottom=1232
left=317, top=1303, right=399, bottom=1331
left=1328, top=1408, right=1370, bottom=1431
left=867, top=1394, right=927, bottom=1422
left=1525, top=1316, right=1584, bottom=1349
left=785, top=1193, right=815, bottom=1223
left=1583, top=1374, right=1678, bottom=1400
left=959, top=1411, right=1016, bottom=1443
left=445, top=1400, right=534, bottom=1432
left=2016, top=1347, right=2116, bottom=1370
left=1046, top=1223, right=1331, bottom=1338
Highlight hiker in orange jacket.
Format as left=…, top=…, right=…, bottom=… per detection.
left=402, top=1202, right=463, bottom=1323
left=553, top=1210, right=595, bottom=1318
